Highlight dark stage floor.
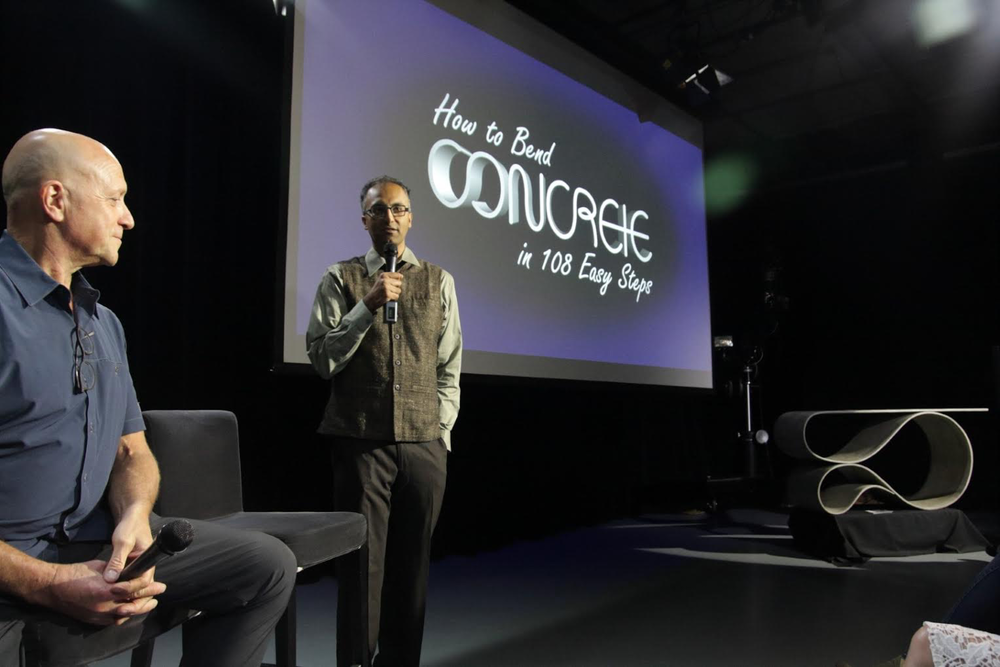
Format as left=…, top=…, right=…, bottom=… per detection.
left=97, top=509, right=992, bottom=667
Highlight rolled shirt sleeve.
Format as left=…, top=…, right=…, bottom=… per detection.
left=306, top=266, right=375, bottom=379
left=437, top=270, right=461, bottom=449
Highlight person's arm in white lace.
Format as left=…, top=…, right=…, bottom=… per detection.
left=903, top=621, right=1000, bottom=667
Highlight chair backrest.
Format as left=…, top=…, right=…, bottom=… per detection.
left=142, top=410, right=244, bottom=519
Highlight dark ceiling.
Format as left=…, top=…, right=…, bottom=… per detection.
left=507, top=0, right=1000, bottom=183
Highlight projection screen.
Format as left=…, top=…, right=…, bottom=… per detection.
left=280, top=0, right=713, bottom=388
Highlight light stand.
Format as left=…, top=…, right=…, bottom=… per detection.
left=706, top=258, right=788, bottom=506
left=738, top=352, right=770, bottom=480
left=715, top=339, right=769, bottom=481
left=706, top=338, right=772, bottom=508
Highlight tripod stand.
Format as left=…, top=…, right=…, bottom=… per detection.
left=738, top=356, right=771, bottom=480
left=706, top=341, right=773, bottom=506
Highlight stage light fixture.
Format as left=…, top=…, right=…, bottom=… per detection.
left=696, top=66, right=720, bottom=94
left=681, top=64, right=734, bottom=106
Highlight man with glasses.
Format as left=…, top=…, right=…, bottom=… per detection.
left=0, top=129, right=297, bottom=665
left=307, top=175, right=461, bottom=667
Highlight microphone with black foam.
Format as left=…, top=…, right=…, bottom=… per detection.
left=118, top=519, right=194, bottom=580
left=383, top=241, right=399, bottom=324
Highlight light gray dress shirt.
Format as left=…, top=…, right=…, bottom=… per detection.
left=306, top=246, right=461, bottom=448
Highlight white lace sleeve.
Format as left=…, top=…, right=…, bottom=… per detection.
left=924, top=621, right=1000, bottom=666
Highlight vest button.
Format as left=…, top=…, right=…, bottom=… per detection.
left=394, top=384, right=401, bottom=391
left=394, top=360, right=401, bottom=366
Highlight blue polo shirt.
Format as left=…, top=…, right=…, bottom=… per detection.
left=0, top=231, right=144, bottom=558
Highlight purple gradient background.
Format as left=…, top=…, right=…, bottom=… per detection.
left=288, top=0, right=711, bottom=377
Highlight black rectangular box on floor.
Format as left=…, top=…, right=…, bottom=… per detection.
left=789, top=508, right=993, bottom=565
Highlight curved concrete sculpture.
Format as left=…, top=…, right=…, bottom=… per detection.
left=775, top=410, right=977, bottom=515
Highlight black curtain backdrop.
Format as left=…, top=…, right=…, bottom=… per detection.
left=709, top=151, right=1000, bottom=509
left=1, top=0, right=998, bottom=558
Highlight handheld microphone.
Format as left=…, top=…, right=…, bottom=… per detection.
left=383, top=242, right=399, bottom=323
left=118, top=519, right=194, bottom=580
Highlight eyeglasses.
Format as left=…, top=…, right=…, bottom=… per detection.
left=73, top=324, right=96, bottom=393
left=364, top=204, right=410, bottom=219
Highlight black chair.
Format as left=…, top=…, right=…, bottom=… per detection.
left=17, top=410, right=367, bottom=667
left=140, top=409, right=369, bottom=667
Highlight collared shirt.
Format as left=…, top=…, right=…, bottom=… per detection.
left=0, top=231, right=144, bottom=558
left=306, top=246, right=461, bottom=448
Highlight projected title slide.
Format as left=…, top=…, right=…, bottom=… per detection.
left=428, top=92, right=654, bottom=303
left=286, top=0, right=711, bottom=383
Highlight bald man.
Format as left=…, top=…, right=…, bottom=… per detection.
left=0, top=129, right=297, bottom=666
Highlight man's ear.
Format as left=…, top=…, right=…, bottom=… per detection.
left=40, top=180, right=68, bottom=222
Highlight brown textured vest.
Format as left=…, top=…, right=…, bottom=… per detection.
left=320, top=254, right=442, bottom=442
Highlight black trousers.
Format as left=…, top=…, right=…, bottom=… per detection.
left=0, top=515, right=297, bottom=667
left=331, top=437, right=447, bottom=667
left=944, top=551, right=1000, bottom=634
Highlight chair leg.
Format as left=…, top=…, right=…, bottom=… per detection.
left=348, top=543, right=370, bottom=667
left=275, top=588, right=296, bottom=667
left=262, top=586, right=297, bottom=667
left=130, top=638, right=155, bottom=667
left=268, top=548, right=369, bottom=667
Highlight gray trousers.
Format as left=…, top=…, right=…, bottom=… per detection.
left=0, top=515, right=297, bottom=667
left=331, top=437, right=447, bottom=667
